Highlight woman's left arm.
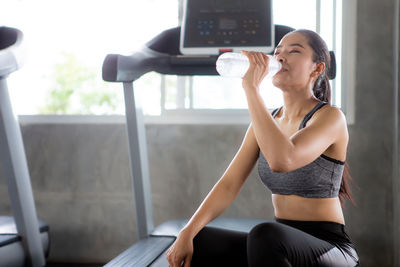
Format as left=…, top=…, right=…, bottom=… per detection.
left=241, top=51, right=347, bottom=173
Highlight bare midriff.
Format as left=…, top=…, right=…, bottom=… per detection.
left=272, top=194, right=345, bottom=225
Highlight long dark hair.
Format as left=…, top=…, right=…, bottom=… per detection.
left=294, top=29, right=356, bottom=207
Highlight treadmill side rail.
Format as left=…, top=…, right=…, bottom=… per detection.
left=103, top=236, right=174, bottom=267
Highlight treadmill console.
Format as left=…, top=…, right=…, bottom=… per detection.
left=180, top=0, right=274, bottom=55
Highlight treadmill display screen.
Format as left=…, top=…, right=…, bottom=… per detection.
left=219, top=18, right=238, bottom=30
left=182, top=0, right=273, bottom=48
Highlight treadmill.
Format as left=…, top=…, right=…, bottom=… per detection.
left=101, top=23, right=295, bottom=266
left=0, top=26, right=50, bottom=267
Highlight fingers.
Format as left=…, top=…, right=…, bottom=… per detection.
left=241, top=50, right=256, bottom=62
left=165, top=248, right=183, bottom=267
left=165, top=248, right=175, bottom=266
left=241, top=50, right=268, bottom=67
left=183, top=255, right=192, bottom=267
left=254, top=52, right=265, bottom=66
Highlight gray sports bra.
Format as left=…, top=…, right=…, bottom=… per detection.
left=258, top=101, right=345, bottom=198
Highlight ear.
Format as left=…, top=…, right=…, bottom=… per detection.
left=311, top=62, right=326, bottom=78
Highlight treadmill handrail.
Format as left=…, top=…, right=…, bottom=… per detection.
left=0, top=27, right=24, bottom=78
left=0, top=27, right=45, bottom=267
left=102, top=46, right=219, bottom=83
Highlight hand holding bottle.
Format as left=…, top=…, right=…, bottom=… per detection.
left=239, top=50, right=280, bottom=91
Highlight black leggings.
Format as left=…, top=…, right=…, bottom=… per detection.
left=191, top=218, right=359, bottom=267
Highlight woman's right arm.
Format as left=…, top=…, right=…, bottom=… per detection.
left=166, top=122, right=261, bottom=266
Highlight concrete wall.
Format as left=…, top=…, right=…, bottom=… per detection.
left=0, top=123, right=275, bottom=263
left=0, top=0, right=399, bottom=265
left=345, top=0, right=399, bottom=266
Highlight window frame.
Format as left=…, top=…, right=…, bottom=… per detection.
left=340, top=0, right=357, bottom=125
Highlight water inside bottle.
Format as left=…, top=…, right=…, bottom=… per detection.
left=216, top=53, right=250, bottom=78
left=216, top=52, right=282, bottom=78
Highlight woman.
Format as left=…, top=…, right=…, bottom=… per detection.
left=165, top=29, right=360, bottom=266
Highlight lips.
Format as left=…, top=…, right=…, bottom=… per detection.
left=277, top=68, right=287, bottom=74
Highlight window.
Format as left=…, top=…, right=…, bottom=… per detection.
left=2, top=0, right=355, bottom=124
left=154, top=0, right=354, bottom=124
left=1, top=0, right=178, bottom=115
left=166, top=0, right=344, bottom=116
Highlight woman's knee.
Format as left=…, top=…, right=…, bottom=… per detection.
left=248, top=222, right=285, bottom=243
left=247, top=221, right=292, bottom=252
left=247, top=222, right=291, bottom=266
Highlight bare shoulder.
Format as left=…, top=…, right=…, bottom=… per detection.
left=313, top=104, right=349, bottom=146
left=315, top=104, right=347, bottom=128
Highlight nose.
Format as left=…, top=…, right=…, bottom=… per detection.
left=275, top=53, right=285, bottom=63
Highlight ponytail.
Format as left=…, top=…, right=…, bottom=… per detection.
left=313, top=72, right=331, bottom=104
left=339, top=163, right=357, bottom=207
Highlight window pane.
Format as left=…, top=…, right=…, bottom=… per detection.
left=1, top=0, right=178, bottom=115
left=164, top=75, right=179, bottom=110
left=192, top=77, right=247, bottom=109
left=136, top=72, right=163, bottom=116
left=273, top=0, right=316, bottom=31
left=192, top=76, right=283, bottom=109
left=320, top=0, right=334, bottom=49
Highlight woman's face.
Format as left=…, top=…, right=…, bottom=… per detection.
left=272, top=32, right=323, bottom=91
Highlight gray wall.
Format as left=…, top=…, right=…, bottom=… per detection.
left=346, top=0, right=399, bottom=266
left=0, top=0, right=399, bottom=265
left=0, top=123, right=275, bottom=263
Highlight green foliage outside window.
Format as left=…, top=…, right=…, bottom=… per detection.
left=39, top=52, right=122, bottom=114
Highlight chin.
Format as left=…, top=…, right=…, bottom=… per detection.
left=272, top=77, right=285, bottom=90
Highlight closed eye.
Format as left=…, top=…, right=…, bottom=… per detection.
left=273, top=50, right=300, bottom=55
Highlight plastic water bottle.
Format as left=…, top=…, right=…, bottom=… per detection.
left=216, top=52, right=282, bottom=78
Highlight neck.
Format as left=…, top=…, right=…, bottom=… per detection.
left=280, top=89, right=320, bottom=122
